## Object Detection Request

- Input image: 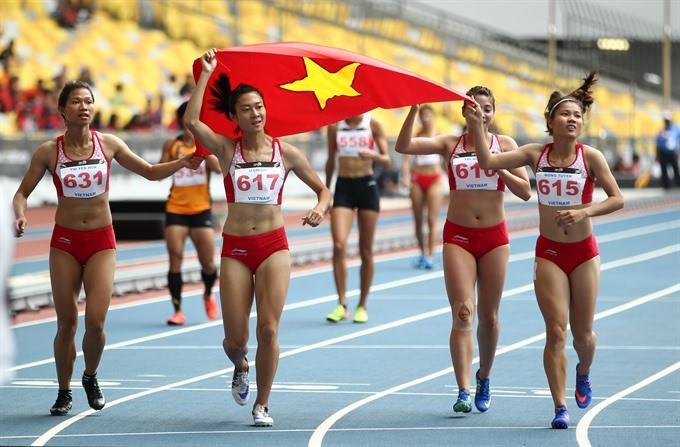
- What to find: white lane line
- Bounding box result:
[25,237,680,444]
[308,280,680,447]
[576,362,680,447]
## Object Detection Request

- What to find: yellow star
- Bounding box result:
[280,57,361,109]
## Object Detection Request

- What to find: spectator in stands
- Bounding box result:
[160,102,221,326]
[110,83,127,107]
[0,75,20,113]
[656,111,680,189]
[106,112,119,130]
[0,40,15,72]
[324,113,391,324]
[400,104,444,269]
[78,67,95,87]
[184,49,330,427]
[179,74,195,99]
[464,69,623,429]
[396,88,531,417]
[12,80,203,417]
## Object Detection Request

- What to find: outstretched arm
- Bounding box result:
[464,101,532,170]
[395,105,449,157]
[106,133,202,180]
[183,48,234,160]
[497,135,531,201]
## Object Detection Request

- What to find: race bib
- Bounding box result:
[233,161,282,204]
[451,152,498,190]
[173,164,207,187]
[57,159,108,198]
[536,167,587,206]
[337,133,373,157]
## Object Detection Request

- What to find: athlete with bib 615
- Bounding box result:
[464,69,624,429]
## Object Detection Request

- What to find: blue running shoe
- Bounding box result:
[453,389,472,413]
[474,370,491,412]
[413,255,425,269]
[421,256,434,269]
[231,359,250,406]
[575,363,592,409]
[551,405,570,429]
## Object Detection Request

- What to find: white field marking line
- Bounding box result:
[11,222,679,367]
[12,218,678,329]
[576,362,680,447]
[30,282,680,446]
[23,238,680,442]
[308,280,680,447]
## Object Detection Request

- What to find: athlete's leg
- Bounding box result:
[569,256,600,377]
[442,243,477,393]
[475,244,510,378]
[252,250,291,407]
[410,184,426,255]
[356,209,379,308]
[49,248,83,390]
[81,249,115,376]
[534,258,571,410]
[165,225,189,311]
[190,226,217,297]
[330,207,355,306]
[424,180,443,259]
[220,257,254,372]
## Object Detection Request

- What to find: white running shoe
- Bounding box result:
[231,365,249,406]
[252,403,274,427]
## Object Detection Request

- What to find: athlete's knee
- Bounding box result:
[359,246,373,262]
[56,319,77,339]
[256,320,279,346]
[572,329,596,348]
[332,239,347,254]
[223,335,247,355]
[545,323,567,346]
[452,299,474,332]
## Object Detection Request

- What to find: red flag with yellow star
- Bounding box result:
[191,41,470,143]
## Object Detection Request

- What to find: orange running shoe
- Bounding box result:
[204,294,219,320]
[167,311,186,326]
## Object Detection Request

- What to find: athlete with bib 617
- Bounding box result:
[464,69,624,429]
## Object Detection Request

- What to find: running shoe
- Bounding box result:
[252,403,274,427]
[551,405,570,429]
[413,255,425,269]
[204,294,219,320]
[49,389,72,416]
[453,389,472,413]
[326,304,349,323]
[167,311,186,326]
[575,363,592,409]
[353,306,368,323]
[231,361,250,406]
[421,256,434,269]
[82,373,105,410]
[474,369,491,412]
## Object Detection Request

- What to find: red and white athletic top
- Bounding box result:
[535,143,594,206]
[224,138,287,205]
[447,134,505,191]
[336,114,375,158]
[52,131,110,198]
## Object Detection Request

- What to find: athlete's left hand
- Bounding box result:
[302,208,325,227]
[181,153,205,170]
[554,209,587,229]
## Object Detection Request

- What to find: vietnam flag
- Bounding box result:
[192,41,470,147]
